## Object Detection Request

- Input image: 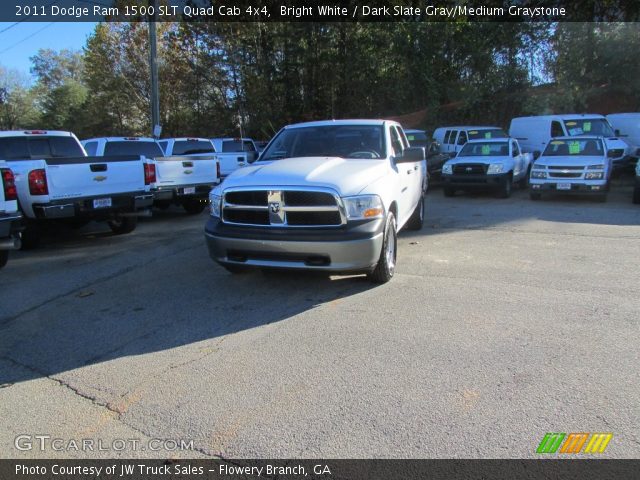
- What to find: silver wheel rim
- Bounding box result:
[385,223,396,273]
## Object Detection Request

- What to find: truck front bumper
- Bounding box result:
[442,172,509,189]
[0,212,23,250]
[204,217,384,273]
[529,179,608,194]
[32,193,153,219]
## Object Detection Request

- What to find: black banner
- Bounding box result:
[2,0,639,23]
[2,459,640,480]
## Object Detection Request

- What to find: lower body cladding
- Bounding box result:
[31,192,153,220]
[204,218,384,274]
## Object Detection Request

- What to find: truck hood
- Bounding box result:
[220,157,388,196]
[534,155,602,167]
[447,155,509,165]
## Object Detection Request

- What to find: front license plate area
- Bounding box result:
[556,183,571,190]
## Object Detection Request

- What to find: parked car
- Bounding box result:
[441,138,532,198]
[211,137,259,166]
[205,119,427,283]
[83,137,219,214]
[432,126,508,156]
[0,162,21,268]
[529,136,612,202]
[606,113,640,161]
[510,114,632,168]
[2,131,153,248]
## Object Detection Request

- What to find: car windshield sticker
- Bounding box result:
[481,145,491,155]
[407,135,415,141]
[569,141,581,154]
[566,121,577,126]
[583,122,592,132]
[485,132,492,139]
[550,140,564,145]
[469,130,478,134]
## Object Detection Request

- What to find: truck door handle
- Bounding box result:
[414,165,419,170]
[406,169,412,174]
[182,161,194,168]
[90,164,107,172]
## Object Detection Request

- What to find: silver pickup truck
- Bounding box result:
[205,119,427,283]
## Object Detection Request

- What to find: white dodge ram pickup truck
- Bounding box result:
[441,138,532,198]
[0,162,22,268]
[84,137,219,214]
[1,131,154,248]
[205,119,427,283]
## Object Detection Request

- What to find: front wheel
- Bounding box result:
[0,250,8,269]
[497,175,512,198]
[405,196,424,231]
[108,216,137,235]
[367,212,397,284]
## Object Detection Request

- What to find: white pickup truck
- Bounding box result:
[210,137,257,175]
[1,131,154,248]
[205,119,427,283]
[83,137,219,214]
[529,136,613,202]
[0,162,22,268]
[441,138,533,198]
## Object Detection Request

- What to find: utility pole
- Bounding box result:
[148,0,160,138]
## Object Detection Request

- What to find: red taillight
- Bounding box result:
[28,169,48,195]
[216,160,220,179]
[144,163,156,185]
[1,169,17,201]
[24,130,47,135]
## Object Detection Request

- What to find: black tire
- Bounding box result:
[406,196,424,231]
[0,250,8,269]
[443,186,455,197]
[529,192,541,201]
[183,198,206,215]
[497,174,512,198]
[633,187,640,205]
[108,216,137,235]
[367,212,397,284]
[224,264,251,274]
[20,225,41,250]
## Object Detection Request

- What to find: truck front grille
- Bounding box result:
[547,165,584,178]
[222,189,344,227]
[453,164,486,175]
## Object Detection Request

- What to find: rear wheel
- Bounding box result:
[368,212,397,284]
[0,250,8,269]
[406,196,424,231]
[108,216,137,235]
[183,198,206,215]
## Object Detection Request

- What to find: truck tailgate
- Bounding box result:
[155,155,218,187]
[45,156,145,200]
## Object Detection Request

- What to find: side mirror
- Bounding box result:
[396,146,425,163]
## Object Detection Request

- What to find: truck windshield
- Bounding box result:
[543,139,604,156]
[459,141,509,157]
[467,129,508,140]
[0,136,85,160]
[260,125,386,160]
[172,140,215,155]
[563,119,614,137]
[104,141,164,158]
[222,140,256,153]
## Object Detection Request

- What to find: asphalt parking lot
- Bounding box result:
[1,175,638,459]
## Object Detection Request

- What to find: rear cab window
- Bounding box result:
[172,140,215,155]
[104,141,164,158]
[222,140,256,153]
[0,136,85,160]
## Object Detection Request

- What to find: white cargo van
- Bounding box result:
[432,126,507,156]
[509,114,632,167]
[606,113,640,159]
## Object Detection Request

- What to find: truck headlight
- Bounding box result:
[442,164,453,175]
[210,192,222,218]
[531,170,547,179]
[487,164,504,174]
[585,172,604,180]
[343,195,384,220]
